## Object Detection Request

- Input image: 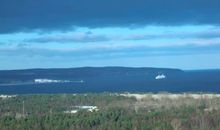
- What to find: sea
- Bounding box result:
[0,67,220,94]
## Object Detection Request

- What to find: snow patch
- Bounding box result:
[64,106,99,114]
[0,95,17,99]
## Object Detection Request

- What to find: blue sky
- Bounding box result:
[0,0,220,70]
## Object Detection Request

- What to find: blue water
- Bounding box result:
[0,67,220,94]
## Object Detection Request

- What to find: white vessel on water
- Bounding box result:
[34,79,62,83]
[155,74,166,80]
[34,79,84,83]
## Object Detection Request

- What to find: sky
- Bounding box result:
[0,0,220,70]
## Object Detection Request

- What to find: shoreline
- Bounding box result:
[119,93,220,100]
[2,92,220,99]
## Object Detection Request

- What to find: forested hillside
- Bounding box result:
[1,93,220,130]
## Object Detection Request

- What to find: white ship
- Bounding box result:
[155,74,166,80]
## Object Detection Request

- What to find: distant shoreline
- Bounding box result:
[2,92,220,96]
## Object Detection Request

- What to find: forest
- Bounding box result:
[0,93,220,130]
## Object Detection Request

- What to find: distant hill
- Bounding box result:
[0,66,183,77]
